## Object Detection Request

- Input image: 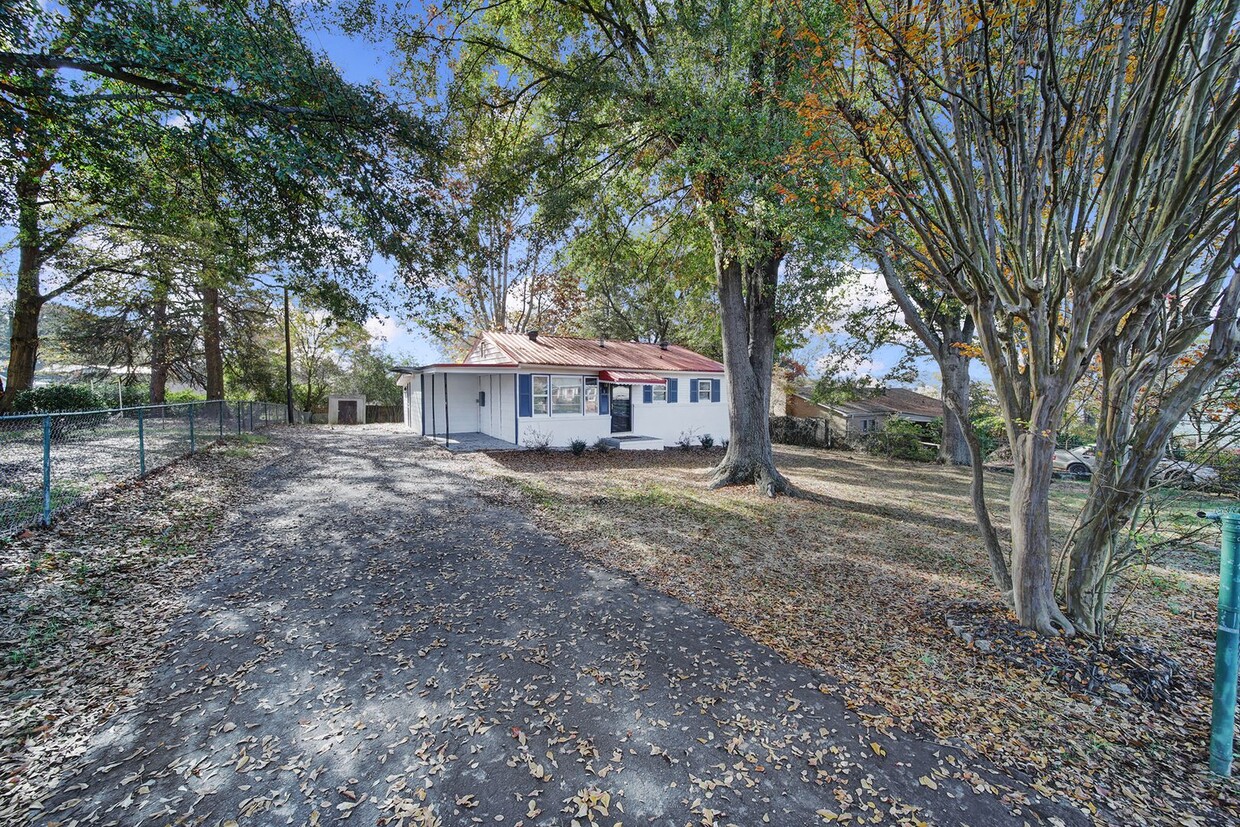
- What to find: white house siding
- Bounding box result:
[424,373,482,436]
[406,382,424,434]
[515,372,729,449]
[631,378,729,446]
[466,338,511,364]
[518,415,610,448]
[478,374,517,443]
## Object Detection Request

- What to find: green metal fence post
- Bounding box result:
[218,400,224,441]
[137,407,146,475]
[189,402,196,454]
[41,415,52,526]
[236,402,242,435]
[249,401,254,431]
[1210,511,1240,777]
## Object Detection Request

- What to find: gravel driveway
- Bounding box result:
[37,427,1082,826]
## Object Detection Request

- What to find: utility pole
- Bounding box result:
[284,285,294,424]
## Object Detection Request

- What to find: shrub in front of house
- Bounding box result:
[676,430,696,451]
[570,438,587,456]
[864,417,936,462]
[593,438,611,454]
[522,430,552,451]
[699,433,714,449]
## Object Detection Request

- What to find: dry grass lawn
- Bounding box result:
[463,444,1238,825]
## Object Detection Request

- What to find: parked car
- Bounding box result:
[1153,457,1219,486]
[1053,448,1093,476]
[1073,443,1219,486]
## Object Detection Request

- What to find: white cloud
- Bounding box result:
[365,316,399,342]
[831,265,888,316]
[814,353,887,380]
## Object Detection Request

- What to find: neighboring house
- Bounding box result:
[789,388,942,437]
[392,331,729,449]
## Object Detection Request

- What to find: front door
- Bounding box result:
[338,400,357,424]
[610,385,631,433]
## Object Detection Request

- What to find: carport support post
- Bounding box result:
[1211,512,1240,776]
[137,407,146,476]
[41,414,51,526]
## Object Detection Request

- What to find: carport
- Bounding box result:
[392,365,519,447]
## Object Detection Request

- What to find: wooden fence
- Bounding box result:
[365,404,402,424]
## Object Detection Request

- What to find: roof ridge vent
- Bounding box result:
[526,329,539,341]
[658,340,669,350]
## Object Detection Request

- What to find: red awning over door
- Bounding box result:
[598,370,666,384]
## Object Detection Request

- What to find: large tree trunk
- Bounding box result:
[1,167,47,412]
[938,344,971,465]
[149,284,170,405]
[708,250,796,497]
[4,277,43,412]
[202,285,224,400]
[1009,430,1075,636]
[1066,475,1145,637]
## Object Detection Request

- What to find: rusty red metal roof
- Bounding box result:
[468,332,724,372]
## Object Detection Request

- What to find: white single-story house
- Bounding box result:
[392,331,729,450]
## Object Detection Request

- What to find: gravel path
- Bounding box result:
[37,427,1083,826]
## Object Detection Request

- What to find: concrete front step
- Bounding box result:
[602,435,664,451]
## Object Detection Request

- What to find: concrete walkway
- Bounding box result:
[38,428,1082,826]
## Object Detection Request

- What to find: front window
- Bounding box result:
[652,384,667,402]
[532,375,549,415]
[584,378,599,414]
[551,376,583,415]
[697,379,712,402]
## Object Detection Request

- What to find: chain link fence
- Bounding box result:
[1,400,286,535]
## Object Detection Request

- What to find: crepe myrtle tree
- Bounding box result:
[1068,273,1240,636]
[413,0,846,495]
[796,0,1240,634]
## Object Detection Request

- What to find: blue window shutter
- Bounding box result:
[668,378,678,403]
[690,379,699,403]
[643,384,653,404]
[600,385,610,415]
[518,374,532,417]
[711,378,721,402]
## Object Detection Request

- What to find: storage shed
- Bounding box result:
[328,394,367,425]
